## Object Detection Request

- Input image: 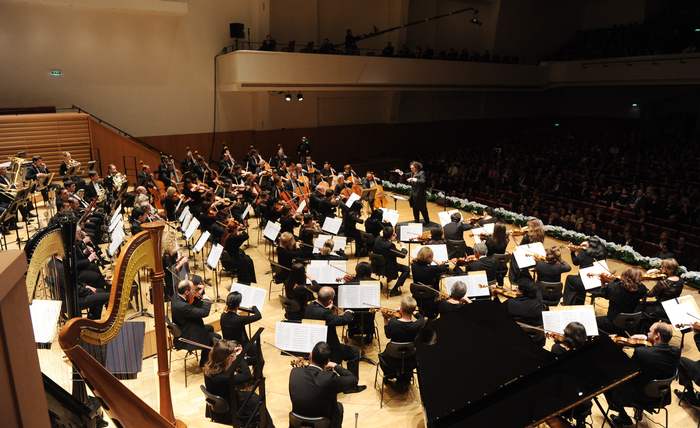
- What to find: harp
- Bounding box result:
[58,222,186,428]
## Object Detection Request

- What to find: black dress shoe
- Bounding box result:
[389,288,402,297]
[675,388,700,405]
[1,228,10,235]
[27,213,37,218]
[344,385,367,394]
[610,413,633,426]
[8,224,19,230]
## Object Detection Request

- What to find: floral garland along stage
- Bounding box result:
[381,181,700,288]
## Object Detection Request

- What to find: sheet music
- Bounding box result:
[579,262,610,290]
[179,205,190,224]
[312,235,347,254]
[228,283,267,310]
[181,211,192,234]
[346,192,361,207]
[321,217,342,235]
[512,242,546,269]
[411,244,449,264]
[378,208,399,226]
[242,203,251,218]
[275,322,328,354]
[109,216,123,233]
[543,306,599,336]
[337,281,381,308]
[307,262,347,284]
[400,223,423,242]
[662,295,700,331]
[107,237,122,257]
[175,197,183,213]
[185,217,200,241]
[263,221,281,242]
[389,194,409,201]
[445,274,490,298]
[29,300,62,344]
[111,206,122,225]
[206,243,223,269]
[194,231,210,253]
[296,200,306,213]
[438,210,460,227]
[111,225,125,245]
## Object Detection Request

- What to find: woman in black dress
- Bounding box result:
[203,340,274,426]
[534,246,572,305]
[550,321,587,355]
[438,280,472,316]
[378,295,425,391]
[485,222,509,256]
[508,219,546,284]
[562,237,607,305]
[411,247,449,319]
[275,232,304,282]
[596,267,648,335]
[220,291,261,361]
[642,258,684,321]
[283,263,320,320]
[221,220,256,285]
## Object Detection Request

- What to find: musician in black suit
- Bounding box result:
[137,164,155,190]
[494,277,544,330]
[398,161,429,225]
[83,171,105,206]
[304,287,365,393]
[289,341,358,428]
[51,256,110,320]
[467,242,497,282]
[130,207,147,236]
[374,226,409,297]
[534,246,571,304]
[605,322,680,426]
[677,323,700,406]
[171,279,220,366]
[59,152,86,190]
[562,237,607,305]
[218,153,234,178]
[25,155,54,201]
[0,164,33,227]
[443,212,473,259]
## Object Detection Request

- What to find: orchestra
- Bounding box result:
[15,143,698,428]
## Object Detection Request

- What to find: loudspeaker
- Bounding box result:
[230,23,245,39]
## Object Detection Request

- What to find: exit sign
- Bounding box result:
[51,70,61,75]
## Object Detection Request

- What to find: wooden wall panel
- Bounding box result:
[90,121,161,182]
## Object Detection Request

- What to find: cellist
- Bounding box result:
[362,171,377,212]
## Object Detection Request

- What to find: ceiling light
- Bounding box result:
[285,93,291,101]
[297,93,303,101]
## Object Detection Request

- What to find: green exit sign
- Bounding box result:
[51,70,61,75]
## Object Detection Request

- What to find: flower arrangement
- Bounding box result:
[381,181,700,288]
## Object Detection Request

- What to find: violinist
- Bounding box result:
[443,212,473,259]
[508,218,545,285]
[161,187,180,221]
[477,206,499,226]
[318,189,341,221]
[363,209,386,239]
[485,222,509,256]
[438,281,472,316]
[604,322,679,427]
[316,239,348,261]
[275,232,304,282]
[304,286,365,393]
[425,225,446,245]
[492,278,544,342]
[595,267,648,336]
[221,291,261,362]
[299,214,323,256]
[341,201,364,256]
[198,201,218,231]
[182,177,203,216]
[550,322,587,355]
[284,263,320,320]
[466,242,497,283]
[162,231,188,299]
[221,218,257,285]
[379,295,424,391]
[171,278,220,367]
[374,226,409,297]
[345,262,378,341]
[218,152,234,178]
[642,258,684,321]
[279,205,302,237]
[412,247,449,291]
[534,246,571,306]
[307,184,323,214]
[273,145,287,169]
[562,236,607,305]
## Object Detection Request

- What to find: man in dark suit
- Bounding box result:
[304,287,365,394]
[443,212,474,259]
[677,323,700,405]
[400,161,429,225]
[171,278,220,366]
[289,341,358,428]
[627,189,647,212]
[467,242,496,282]
[83,171,105,206]
[606,322,679,426]
[130,207,148,236]
[605,322,681,425]
[374,226,409,297]
[51,256,110,320]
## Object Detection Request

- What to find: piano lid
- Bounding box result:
[416,300,639,428]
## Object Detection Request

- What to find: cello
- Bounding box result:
[369,175,388,209]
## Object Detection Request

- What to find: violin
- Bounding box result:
[453,255,478,266]
[525,253,546,263]
[336,274,356,283]
[435,294,471,304]
[187,288,204,304]
[467,215,484,224]
[291,357,309,368]
[675,323,698,329]
[369,308,401,318]
[567,243,587,252]
[545,332,564,342]
[492,288,517,299]
[509,226,529,236]
[409,235,429,243]
[613,337,653,348]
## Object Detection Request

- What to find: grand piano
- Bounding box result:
[415,300,639,428]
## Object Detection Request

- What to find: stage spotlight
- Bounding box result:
[285,93,291,101]
[297,93,303,101]
[471,18,482,25]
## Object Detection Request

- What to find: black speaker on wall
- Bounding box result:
[230,23,245,39]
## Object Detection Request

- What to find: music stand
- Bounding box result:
[388,193,408,211]
[0,203,17,250]
[64,164,79,180]
[206,243,226,304]
[360,188,376,213]
[427,187,448,211]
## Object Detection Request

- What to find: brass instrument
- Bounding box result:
[112,172,128,190]
[68,158,81,168]
[96,187,107,203]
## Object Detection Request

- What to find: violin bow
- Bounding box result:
[263,341,308,361]
[516,322,561,336]
[178,337,213,350]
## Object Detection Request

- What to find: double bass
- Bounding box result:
[140,160,165,210]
